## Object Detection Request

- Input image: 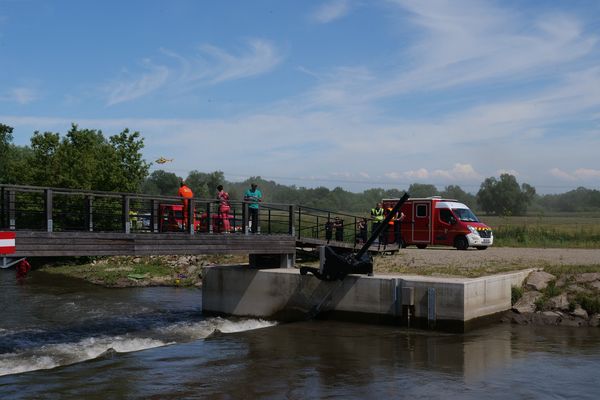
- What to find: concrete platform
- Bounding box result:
[202,265,533,332]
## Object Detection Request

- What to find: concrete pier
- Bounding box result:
[202,266,533,332]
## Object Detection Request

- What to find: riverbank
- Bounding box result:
[37,248,600,327]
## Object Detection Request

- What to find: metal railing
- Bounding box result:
[0,184,294,236]
[295,205,372,247]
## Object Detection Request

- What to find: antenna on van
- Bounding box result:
[300,192,410,281]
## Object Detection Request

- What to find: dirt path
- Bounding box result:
[373,247,600,276]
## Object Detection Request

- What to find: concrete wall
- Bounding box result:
[202,266,533,330]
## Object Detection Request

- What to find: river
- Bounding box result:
[1,268,600,399]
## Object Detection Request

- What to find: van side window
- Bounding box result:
[439,208,454,224]
[416,204,428,217]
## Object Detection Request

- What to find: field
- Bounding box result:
[481,213,600,248]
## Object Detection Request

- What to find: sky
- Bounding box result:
[1,0,600,194]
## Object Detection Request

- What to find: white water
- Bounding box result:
[0,317,276,377]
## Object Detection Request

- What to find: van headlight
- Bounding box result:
[467,226,479,236]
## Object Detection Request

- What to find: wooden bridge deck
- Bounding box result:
[11,231,296,258]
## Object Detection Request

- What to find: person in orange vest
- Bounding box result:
[178,180,194,229]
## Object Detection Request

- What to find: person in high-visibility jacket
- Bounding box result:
[370,202,385,244]
[178,180,194,229]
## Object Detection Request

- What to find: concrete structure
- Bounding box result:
[202,266,533,331]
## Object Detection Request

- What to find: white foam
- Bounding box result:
[0,317,276,377]
[0,335,168,377]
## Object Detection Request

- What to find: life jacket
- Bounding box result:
[371,207,384,222]
[178,185,193,199]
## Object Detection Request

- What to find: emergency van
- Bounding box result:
[381,197,493,250]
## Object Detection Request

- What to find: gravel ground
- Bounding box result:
[373,246,600,276]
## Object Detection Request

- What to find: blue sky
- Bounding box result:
[2,0,600,194]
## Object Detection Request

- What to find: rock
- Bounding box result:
[566,284,589,294]
[547,293,570,311]
[589,281,600,291]
[536,311,561,325]
[571,306,589,320]
[560,317,587,327]
[513,291,542,313]
[574,273,600,284]
[525,271,556,291]
[589,314,600,327]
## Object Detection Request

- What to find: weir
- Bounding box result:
[202,266,533,332]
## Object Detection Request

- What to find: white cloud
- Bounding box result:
[106,62,170,106]
[311,0,351,23]
[104,39,282,105]
[0,87,38,105]
[552,168,600,181]
[384,164,481,182]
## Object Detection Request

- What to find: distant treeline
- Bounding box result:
[2,123,599,216]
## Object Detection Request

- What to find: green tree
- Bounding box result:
[109,129,151,192]
[186,170,225,198]
[476,174,536,215]
[441,185,476,208]
[142,170,181,195]
[408,183,439,198]
[0,124,14,183]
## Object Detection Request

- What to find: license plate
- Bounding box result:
[482,239,490,244]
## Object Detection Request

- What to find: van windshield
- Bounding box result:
[452,208,479,222]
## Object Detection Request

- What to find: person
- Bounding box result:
[356,217,368,244]
[178,180,194,229]
[395,211,406,246]
[333,217,344,241]
[325,220,333,242]
[370,202,385,245]
[16,258,31,284]
[244,183,262,233]
[216,184,231,233]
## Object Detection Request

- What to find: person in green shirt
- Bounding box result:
[244,183,262,233]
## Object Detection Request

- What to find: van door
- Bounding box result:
[434,208,455,245]
[412,202,431,243]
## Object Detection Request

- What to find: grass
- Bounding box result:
[483,213,600,248]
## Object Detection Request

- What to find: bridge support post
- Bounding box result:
[45,189,53,232]
[249,253,295,269]
[122,195,130,234]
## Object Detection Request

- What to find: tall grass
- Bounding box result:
[483,214,600,248]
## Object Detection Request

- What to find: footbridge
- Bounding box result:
[1,184,390,267]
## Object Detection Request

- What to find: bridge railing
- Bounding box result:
[0,184,294,236]
[295,205,371,247]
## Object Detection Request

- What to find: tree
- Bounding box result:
[0,124,14,183]
[109,129,151,192]
[476,174,536,215]
[441,185,476,208]
[142,170,181,195]
[408,183,439,198]
[186,170,225,198]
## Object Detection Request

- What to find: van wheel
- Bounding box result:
[454,236,469,250]
[416,244,427,249]
[475,246,487,250]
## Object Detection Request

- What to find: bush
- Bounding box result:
[511,286,523,305]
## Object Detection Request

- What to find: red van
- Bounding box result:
[382,197,493,250]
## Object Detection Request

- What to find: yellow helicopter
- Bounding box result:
[155,157,174,164]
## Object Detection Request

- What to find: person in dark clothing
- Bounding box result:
[356,218,368,244]
[325,220,333,242]
[334,217,344,241]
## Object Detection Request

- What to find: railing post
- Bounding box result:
[85,195,94,232]
[122,195,130,234]
[242,202,247,235]
[188,199,195,235]
[44,189,53,232]
[206,202,212,234]
[150,199,157,233]
[9,189,16,230]
[268,208,272,234]
[297,206,301,238]
[289,205,294,236]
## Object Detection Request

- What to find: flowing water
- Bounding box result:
[1,268,600,399]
